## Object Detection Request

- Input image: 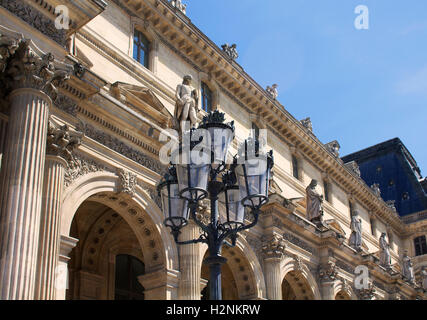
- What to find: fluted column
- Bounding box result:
[34,123,81,300]
[178,221,202,300]
[262,234,286,300]
[0,114,8,171]
[0,32,70,299]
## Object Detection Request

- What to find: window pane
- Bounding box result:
[201,82,212,112]
[133,30,150,68]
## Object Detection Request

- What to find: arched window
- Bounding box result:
[133,29,150,68]
[114,254,145,300]
[201,82,213,113]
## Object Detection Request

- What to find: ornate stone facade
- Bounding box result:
[0,0,425,301]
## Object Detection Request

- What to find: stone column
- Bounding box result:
[55,235,79,300]
[178,221,202,300]
[262,234,286,300]
[34,124,81,300]
[0,35,70,299]
[0,114,7,170]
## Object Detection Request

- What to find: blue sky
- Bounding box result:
[185,0,427,175]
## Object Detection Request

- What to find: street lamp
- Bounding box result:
[157,110,274,300]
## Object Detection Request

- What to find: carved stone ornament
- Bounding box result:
[221,43,238,60]
[356,283,376,300]
[344,161,361,178]
[261,234,286,260]
[47,122,82,161]
[293,256,304,272]
[300,117,313,132]
[318,261,338,282]
[64,154,110,187]
[324,140,340,158]
[0,0,67,47]
[117,168,137,197]
[0,25,72,100]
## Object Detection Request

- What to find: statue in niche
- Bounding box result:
[305,179,324,225]
[266,84,278,100]
[402,251,415,284]
[174,74,199,131]
[379,232,392,269]
[349,210,362,251]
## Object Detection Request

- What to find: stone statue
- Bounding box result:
[221,43,238,60]
[349,210,362,251]
[300,117,313,132]
[174,74,199,131]
[266,84,278,100]
[170,0,187,14]
[370,183,381,198]
[379,232,392,269]
[325,140,340,158]
[402,251,415,283]
[305,179,324,225]
[421,267,427,290]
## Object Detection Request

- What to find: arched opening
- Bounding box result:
[66,194,160,300]
[200,245,258,300]
[335,290,351,300]
[281,270,315,300]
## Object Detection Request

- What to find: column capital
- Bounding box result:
[261,234,286,260]
[0,27,72,101]
[47,122,82,163]
[318,260,338,283]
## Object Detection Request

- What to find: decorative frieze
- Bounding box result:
[53,94,79,116]
[77,123,166,175]
[283,231,316,255]
[116,168,137,197]
[0,0,67,47]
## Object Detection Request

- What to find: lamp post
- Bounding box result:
[157,110,273,300]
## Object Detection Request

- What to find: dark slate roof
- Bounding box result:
[341,138,427,217]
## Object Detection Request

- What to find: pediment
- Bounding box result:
[110,82,172,126]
